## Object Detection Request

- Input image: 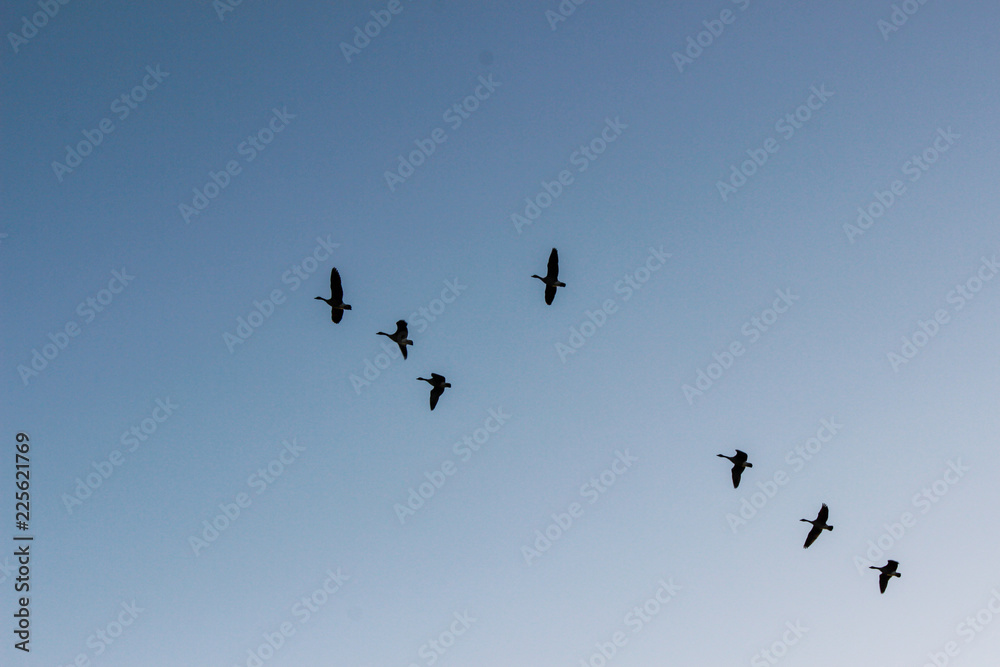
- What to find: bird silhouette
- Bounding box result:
[417,373,451,410]
[870,560,901,594]
[717,450,753,488]
[377,320,413,359]
[315,268,351,323]
[800,503,833,548]
[532,248,566,305]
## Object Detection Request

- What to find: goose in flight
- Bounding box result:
[870,560,901,594]
[717,450,753,488]
[378,320,413,359]
[417,373,451,410]
[532,248,566,305]
[800,503,833,548]
[315,268,352,323]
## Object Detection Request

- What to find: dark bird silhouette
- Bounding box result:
[377,320,413,359]
[717,450,753,488]
[800,503,833,548]
[314,268,351,323]
[417,373,451,410]
[870,560,901,594]
[532,248,566,305]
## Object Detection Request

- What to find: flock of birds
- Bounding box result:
[717,449,901,594]
[315,251,899,594]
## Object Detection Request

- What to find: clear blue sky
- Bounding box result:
[3,1,1000,665]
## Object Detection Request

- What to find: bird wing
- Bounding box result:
[332,308,343,324]
[804,525,821,548]
[886,560,898,573]
[399,341,407,360]
[547,248,559,280]
[431,373,445,382]
[879,573,889,593]
[430,385,443,410]
[330,268,344,301]
[545,284,556,305]
[817,504,829,523]
[734,450,748,463]
[731,466,743,488]
[396,320,408,337]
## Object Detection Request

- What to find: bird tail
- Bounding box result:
[404,339,413,346]
[745,463,753,467]
[827,525,833,531]
[343,304,352,310]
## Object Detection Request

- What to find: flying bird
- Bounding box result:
[870,560,901,594]
[417,373,451,411]
[531,248,566,305]
[800,503,833,548]
[717,449,753,488]
[315,268,352,323]
[377,320,413,359]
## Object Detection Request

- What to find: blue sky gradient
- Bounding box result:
[3,1,1000,665]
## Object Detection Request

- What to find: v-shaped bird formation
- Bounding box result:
[315,257,899,595]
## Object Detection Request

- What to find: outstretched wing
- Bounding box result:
[396,320,408,337]
[330,268,344,301]
[430,386,443,410]
[545,284,556,305]
[733,449,749,464]
[547,248,559,280]
[431,373,445,382]
[803,525,821,548]
[817,503,829,523]
[879,573,889,594]
[731,466,743,489]
[332,308,343,324]
[399,340,407,360]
